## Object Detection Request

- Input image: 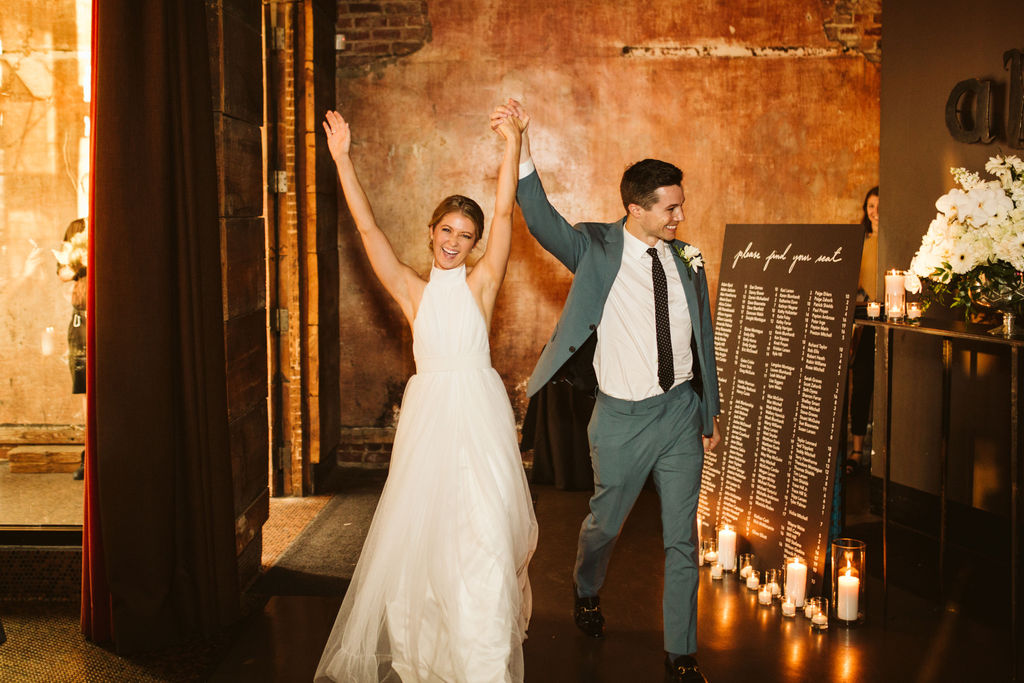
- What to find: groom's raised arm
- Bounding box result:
[498,100,588,273]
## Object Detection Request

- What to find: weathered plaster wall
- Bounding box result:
[0,1,90,428]
[335,0,881,427]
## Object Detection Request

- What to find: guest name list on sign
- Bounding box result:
[699,224,864,584]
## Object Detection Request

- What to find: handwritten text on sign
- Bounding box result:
[700,224,864,585]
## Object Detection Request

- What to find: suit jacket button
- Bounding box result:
[589,324,596,331]
[569,346,576,352]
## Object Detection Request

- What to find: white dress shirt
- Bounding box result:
[594,228,693,401]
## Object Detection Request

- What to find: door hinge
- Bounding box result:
[271,170,288,194]
[272,308,289,335]
[273,27,286,51]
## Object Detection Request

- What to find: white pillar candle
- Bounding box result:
[785,559,807,608]
[746,574,759,590]
[710,563,723,579]
[717,528,737,571]
[837,573,860,621]
[885,270,905,318]
[769,581,780,597]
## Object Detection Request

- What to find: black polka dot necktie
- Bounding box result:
[647,247,674,392]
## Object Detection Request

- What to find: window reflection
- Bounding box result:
[0,0,92,528]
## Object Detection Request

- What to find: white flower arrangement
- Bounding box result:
[906,154,1024,317]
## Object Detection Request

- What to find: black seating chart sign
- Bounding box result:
[698,224,864,586]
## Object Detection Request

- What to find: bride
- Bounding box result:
[314,106,538,683]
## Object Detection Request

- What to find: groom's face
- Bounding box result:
[629,184,685,246]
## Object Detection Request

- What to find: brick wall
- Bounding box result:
[824,0,882,63]
[337,427,396,467]
[336,1,430,72]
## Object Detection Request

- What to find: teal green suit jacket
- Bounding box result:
[518,169,721,437]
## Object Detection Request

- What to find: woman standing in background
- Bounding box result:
[847,187,878,474]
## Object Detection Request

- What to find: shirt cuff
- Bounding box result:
[518,157,536,179]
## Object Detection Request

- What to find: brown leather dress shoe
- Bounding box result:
[573,587,605,638]
[665,653,707,682]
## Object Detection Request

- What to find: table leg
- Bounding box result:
[882,327,894,623]
[940,339,952,602]
[1011,347,1019,680]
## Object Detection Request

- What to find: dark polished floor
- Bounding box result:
[211,478,1016,682]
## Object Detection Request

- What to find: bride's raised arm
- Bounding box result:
[473,105,526,315]
[323,110,423,323]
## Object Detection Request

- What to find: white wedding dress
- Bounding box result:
[315,264,538,683]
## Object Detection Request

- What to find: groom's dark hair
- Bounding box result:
[620,159,683,211]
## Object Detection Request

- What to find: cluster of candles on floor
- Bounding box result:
[700,524,865,629]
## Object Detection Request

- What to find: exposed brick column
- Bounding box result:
[823,0,882,64]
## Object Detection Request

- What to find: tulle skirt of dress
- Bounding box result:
[314,364,537,682]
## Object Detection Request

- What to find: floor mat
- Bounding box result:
[253,471,384,596]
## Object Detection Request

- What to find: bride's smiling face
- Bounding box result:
[430,212,479,269]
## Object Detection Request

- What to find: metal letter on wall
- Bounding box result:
[945,78,994,144]
[1005,49,1024,149]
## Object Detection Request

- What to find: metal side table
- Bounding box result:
[856,315,1022,679]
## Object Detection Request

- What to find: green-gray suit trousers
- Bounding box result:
[574,380,704,655]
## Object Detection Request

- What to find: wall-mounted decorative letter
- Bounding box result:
[945,78,994,144]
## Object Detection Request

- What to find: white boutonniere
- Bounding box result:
[672,244,704,279]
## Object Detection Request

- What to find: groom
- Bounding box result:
[500,101,721,683]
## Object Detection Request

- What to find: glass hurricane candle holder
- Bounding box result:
[906,300,923,321]
[710,562,723,580]
[811,598,830,631]
[716,523,737,571]
[700,538,717,567]
[738,553,756,579]
[866,301,881,318]
[781,594,797,617]
[885,269,906,320]
[764,569,781,600]
[831,538,866,625]
[745,569,760,591]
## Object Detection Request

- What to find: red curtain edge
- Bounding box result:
[81,0,113,643]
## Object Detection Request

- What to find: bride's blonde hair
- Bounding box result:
[428,195,484,243]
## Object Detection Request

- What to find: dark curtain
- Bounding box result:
[86,0,239,652]
[81,0,111,643]
[521,380,595,491]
